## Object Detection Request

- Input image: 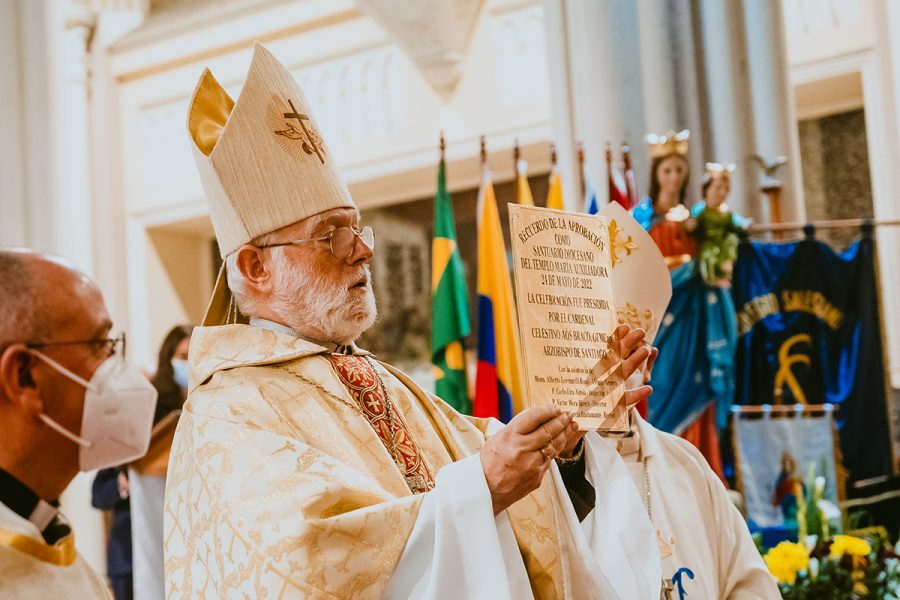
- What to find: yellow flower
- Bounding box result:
[853,581,869,596]
[829,535,872,559]
[764,542,810,585]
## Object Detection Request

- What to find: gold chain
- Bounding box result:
[643,454,652,522]
[276,364,362,414]
[276,357,401,459]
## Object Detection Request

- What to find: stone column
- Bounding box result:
[542,0,581,209]
[697,0,759,220]
[676,1,714,204]
[0,0,98,270]
[637,0,709,202]
[0,1,28,246]
[544,0,646,207]
[89,6,146,345]
[742,0,805,222]
[636,0,677,134]
[869,0,900,391]
[55,2,97,274]
[0,0,61,250]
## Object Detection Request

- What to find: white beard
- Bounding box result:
[269,250,377,346]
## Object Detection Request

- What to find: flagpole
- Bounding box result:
[605,142,613,204]
[730,403,837,416]
[622,143,638,208]
[748,218,900,234]
[513,138,520,174]
[577,142,585,202]
[550,143,558,207]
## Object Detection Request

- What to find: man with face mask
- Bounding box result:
[0,249,158,598]
[163,44,666,599]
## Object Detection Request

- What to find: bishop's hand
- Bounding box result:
[481,406,578,516]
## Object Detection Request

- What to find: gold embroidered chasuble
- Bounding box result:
[0,504,111,599]
[325,353,435,494]
[164,325,568,599]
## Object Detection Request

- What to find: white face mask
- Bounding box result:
[171,358,189,390]
[30,351,158,472]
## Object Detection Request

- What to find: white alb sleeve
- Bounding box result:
[384,454,533,600]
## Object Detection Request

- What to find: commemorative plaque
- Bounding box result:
[508,204,627,432]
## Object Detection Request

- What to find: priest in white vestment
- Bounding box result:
[0,501,109,599]
[163,43,666,599]
[0,250,159,598]
[598,202,779,599]
[604,408,779,599]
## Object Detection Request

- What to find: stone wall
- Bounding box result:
[798,109,873,248]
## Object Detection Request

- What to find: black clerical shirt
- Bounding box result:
[0,469,71,544]
[557,443,596,522]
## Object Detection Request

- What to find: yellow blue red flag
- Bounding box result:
[473,167,523,421]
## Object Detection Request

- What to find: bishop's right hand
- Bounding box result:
[480,406,579,516]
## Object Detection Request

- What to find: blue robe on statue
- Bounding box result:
[648,263,737,434]
[631,198,738,435]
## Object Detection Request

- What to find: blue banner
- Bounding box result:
[731,232,892,482]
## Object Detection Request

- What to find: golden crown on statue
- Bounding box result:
[704,162,736,180]
[645,129,690,158]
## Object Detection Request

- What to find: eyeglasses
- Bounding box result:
[28,332,127,360]
[259,225,375,260]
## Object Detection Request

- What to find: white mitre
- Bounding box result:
[187,42,356,325]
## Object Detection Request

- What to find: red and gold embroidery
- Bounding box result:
[327,354,435,494]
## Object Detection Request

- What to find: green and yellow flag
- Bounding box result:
[432,159,471,413]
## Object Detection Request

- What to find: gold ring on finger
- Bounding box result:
[540,443,554,463]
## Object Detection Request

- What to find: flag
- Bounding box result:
[546,167,565,210]
[583,172,600,215]
[607,151,630,208]
[473,167,523,421]
[431,159,471,413]
[516,159,535,206]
